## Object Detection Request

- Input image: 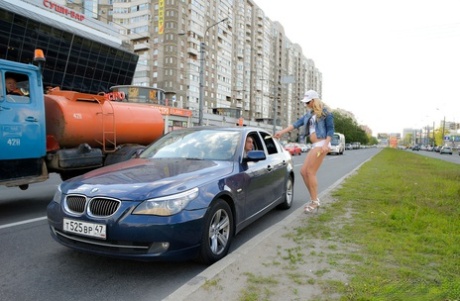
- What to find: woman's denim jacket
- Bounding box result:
[292,109,334,139]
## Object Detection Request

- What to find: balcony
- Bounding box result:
[187,47,198,56]
[134,42,150,51]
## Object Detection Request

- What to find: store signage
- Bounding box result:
[158,0,164,34]
[150,104,193,117]
[43,0,85,22]
[104,92,126,101]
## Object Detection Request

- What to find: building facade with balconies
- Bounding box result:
[62,0,323,133]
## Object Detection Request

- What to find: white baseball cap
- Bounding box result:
[301,90,319,102]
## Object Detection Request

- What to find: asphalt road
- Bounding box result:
[0,148,384,301]
[407,147,460,164]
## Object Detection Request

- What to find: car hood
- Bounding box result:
[61,158,234,200]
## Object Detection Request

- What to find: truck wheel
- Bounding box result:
[60,171,83,181]
[104,144,145,165]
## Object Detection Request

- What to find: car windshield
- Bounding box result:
[140,129,241,160]
[331,135,339,145]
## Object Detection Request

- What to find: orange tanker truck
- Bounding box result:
[0,50,164,190]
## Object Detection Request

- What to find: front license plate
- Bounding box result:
[63,218,106,239]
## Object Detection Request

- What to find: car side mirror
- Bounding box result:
[244,150,266,162]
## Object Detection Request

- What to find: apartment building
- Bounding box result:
[65,0,323,131]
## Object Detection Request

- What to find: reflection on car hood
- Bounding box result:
[61,158,234,200]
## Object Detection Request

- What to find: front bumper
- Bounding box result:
[47,201,208,261]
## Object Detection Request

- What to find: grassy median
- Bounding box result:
[298,147,460,300]
[199,148,460,301]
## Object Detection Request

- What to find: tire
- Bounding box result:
[104,144,145,166]
[277,175,294,210]
[60,170,85,181]
[198,199,234,265]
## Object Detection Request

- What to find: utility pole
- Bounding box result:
[273,75,295,135]
[441,116,446,145]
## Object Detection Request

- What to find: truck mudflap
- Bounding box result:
[48,143,103,170]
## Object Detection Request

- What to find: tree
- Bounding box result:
[333,110,370,145]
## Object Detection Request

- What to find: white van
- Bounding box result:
[329,132,345,155]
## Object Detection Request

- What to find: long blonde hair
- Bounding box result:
[311,98,330,118]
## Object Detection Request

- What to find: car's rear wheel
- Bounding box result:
[277,175,294,210]
[198,199,234,264]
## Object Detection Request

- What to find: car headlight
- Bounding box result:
[133,187,199,216]
[52,185,63,204]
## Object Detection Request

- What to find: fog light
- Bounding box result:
[148,242,170,254]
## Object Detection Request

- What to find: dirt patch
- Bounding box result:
[185,194,355,301]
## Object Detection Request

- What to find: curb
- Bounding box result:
[163,157,369,301]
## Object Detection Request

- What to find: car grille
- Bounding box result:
[65,195,121,217]
[89,198,121,217]
[66,195,86,213]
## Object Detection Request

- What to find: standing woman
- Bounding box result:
[274,90,334,213]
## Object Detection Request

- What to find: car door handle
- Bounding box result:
[25,116,38,122]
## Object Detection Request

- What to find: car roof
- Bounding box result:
[179,126,271,135]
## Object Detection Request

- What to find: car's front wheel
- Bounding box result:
[198,199,234,264]
[277,175,294,210]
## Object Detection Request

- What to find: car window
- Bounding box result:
[259,132,278,155]
[245,132,262,151]
[4,72,31,104]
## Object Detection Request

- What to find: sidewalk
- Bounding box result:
[163,193,351,301]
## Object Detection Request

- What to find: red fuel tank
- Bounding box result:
[44,90,164,150]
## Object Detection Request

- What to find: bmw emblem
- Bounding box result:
[91,188,99,193]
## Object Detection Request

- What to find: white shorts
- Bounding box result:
[312,140,331,148]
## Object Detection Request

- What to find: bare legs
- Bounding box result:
[300,147,327,210]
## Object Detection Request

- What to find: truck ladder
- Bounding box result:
[95,98,117,153]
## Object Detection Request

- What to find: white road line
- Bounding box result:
[0,216,47,230]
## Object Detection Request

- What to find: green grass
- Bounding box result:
[230,148,460,300]
[238,272,277,301]
[310,148,460,300]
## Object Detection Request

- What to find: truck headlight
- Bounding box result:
[133,187,199,216]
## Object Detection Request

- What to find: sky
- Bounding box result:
[256,0,460,135]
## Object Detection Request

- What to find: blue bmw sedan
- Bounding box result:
[47,127,294,264]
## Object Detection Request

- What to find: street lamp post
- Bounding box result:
[441,115,446,145]
[272,83,277,134]
[273,75,295,134]
[199,17,228,126]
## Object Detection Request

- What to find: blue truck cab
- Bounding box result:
[0,56,48,189]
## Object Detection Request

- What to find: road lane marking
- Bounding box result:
[0,216,47,230]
